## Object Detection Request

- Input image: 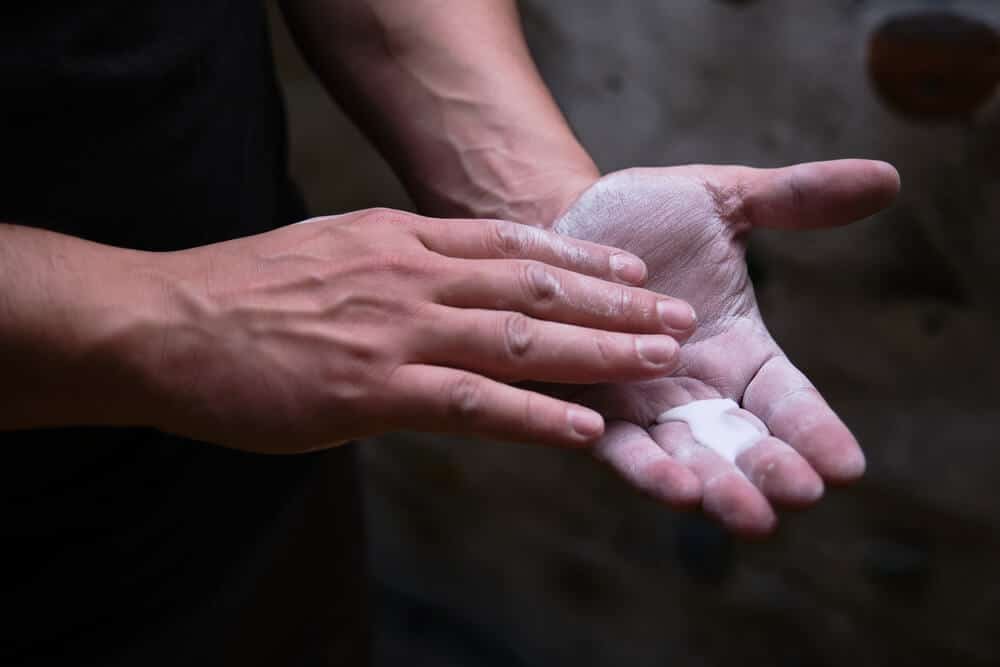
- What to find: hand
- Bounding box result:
[129,208,698,453]
[550,160,901,536]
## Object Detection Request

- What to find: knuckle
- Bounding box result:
[320,359,374,404]
[520,391,541,434]
[295,214,333,227]
[592,332,619,366]
[359,207,415,228]
[784,174,806,214]
[640,292,662,324]
[519,261,559,303]
[502,313,535,359]
[444,375,484,420]
[562,242,598,273]
[368,251,436,279]
[704,179,752,228]
[489,222,528,257]
[370,252,411,273]
[611,286,633,318]
[335,292,412,326]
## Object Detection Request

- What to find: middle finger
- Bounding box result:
[434,258,697,337]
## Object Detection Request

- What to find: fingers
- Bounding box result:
[655,401,823,506]
[655,398,823,506]
[415,305,682,383]
[737,159,901,230]
[651,421,777,538]
[637,396,825,537]
[415,218,648,285]
[593,420,702,508]
[385,363,605,448]
[434,258,697,336]
[742,355,866,483]
[734,436,825,507]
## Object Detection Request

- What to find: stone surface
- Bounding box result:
[269,1,1000,664]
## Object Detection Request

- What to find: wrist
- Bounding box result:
[0,229,196,430]
[99,247,225,434]
[410,153,599,229]
[67,247,208,431]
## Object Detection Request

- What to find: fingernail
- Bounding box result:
[636,336,679,366]
[568,407,604,440]
[610,253,647,284]
[658,300,697,331]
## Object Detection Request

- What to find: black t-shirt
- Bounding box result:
[1,3,367,664]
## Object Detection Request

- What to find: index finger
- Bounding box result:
[414,218,648,285]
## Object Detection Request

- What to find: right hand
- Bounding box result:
[129,208,697,453]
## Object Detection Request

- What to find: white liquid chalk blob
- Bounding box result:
[656,398,765,464]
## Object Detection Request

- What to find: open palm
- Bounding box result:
[551,160,900,536]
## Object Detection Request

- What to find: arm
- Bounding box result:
[280,1,902,534]
[278,0,596,226]
[0,223,170,430]
[0,215,694,450]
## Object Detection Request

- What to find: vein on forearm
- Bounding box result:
[279,0,597,225]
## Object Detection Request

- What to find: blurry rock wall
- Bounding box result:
[270,1,1000,664]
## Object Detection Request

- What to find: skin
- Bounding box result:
[3,1,607,454]
[547,160,902,537]
[3,0,900,534]
[0,211,697,451]
[279,0,601,224]
[5,1,696,457]
[282,0,903,532]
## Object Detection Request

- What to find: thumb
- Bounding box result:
[737,159,901,230]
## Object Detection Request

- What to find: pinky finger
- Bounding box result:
[386,364,606,448]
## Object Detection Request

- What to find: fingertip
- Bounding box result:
[657,299,697,333]
[800,422,867,484]
[635,336,680,370]
[777,470,825,508]
[736,513,780,542]
[718,500,778,541]
[703,474,777,540]
[799,473,825,504]
[567,406,606,444]
[830,159,900,220]
[610,252,648,285]
[874,160,902,191]
[866,159,902,207]
[823,447,867,485]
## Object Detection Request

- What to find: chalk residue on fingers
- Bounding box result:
[656,398,765,464]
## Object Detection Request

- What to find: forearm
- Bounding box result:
[0,224,174,430]
[280,0,598,226]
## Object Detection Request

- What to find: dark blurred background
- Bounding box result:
[269,1,1000,664]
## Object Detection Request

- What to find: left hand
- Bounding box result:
[547,160,901,537]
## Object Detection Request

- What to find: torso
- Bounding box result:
[0,3,368,663]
